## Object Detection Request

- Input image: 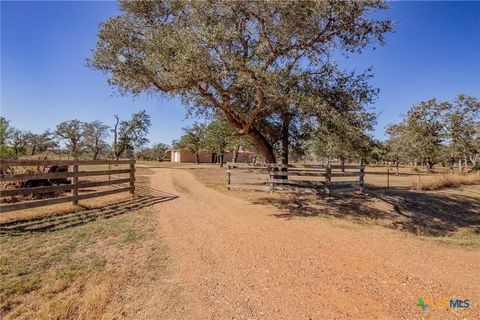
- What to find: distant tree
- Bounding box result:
[443,94,479,172]
[385,123,413,174]
[90,0,392,163]
[56,119,85,157]
[310,109,376,169]
[137,143,169,161]
[10,129,27,157]
[205,117,236,167]
[112,110,151,160]
[0,118,16,159]
[0,117,13,145]
[25,130,57,156]
[84,120,110,160]
[368,139,388,165]
[403,99,445,170]
[175,123,206,164]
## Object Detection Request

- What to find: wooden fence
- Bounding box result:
[0,159,135,213]
[226,162,364,194]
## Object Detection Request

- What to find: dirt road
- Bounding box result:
[149,168,479,319]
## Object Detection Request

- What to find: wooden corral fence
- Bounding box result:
[0,159,135,213]
[226,162,364,194]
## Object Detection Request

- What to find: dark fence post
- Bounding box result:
[72,159,79,205]
[129,160,135,195]
[226,163,231,190]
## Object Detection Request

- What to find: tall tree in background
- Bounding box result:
[90,0,391,163]
[205,117,236,167]
[0,117,13,146]
[175,123,206,164]
[403,99,444,170]
[84,120,110,160]
[25,130,57,156]
[385,123,413,174]
[0,117,15,158]
[443,94,479,171]
[112,110,151,159]
[10,129,27,157]
[137,143,169,161]
[56,119,85,157]
[309,108,376,168]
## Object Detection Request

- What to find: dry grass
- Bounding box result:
[0,207,166,319]
[412,173,480,190]
[188,164,480,246]
[0,164,181,319]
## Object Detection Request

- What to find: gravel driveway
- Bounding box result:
[149,168,479,319]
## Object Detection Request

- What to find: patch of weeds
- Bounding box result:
[14,267,28,277]
[47,267,79,294]
[122,228,137,243]
[1,274,41,300]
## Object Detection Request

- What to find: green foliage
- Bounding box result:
[55,119,85,156]
[137,143,169,161]
[90,0,392,162]
[386,94,479,170]
[24,130,58,156]
[112,110,151,159]
[83,121,110,160]
[0,145,16,159]
[309,108,376,162]
[0,117,13,145]
[175,123,206,163]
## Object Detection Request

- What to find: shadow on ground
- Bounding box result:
[253,188,480,237]
[0,186,178,235]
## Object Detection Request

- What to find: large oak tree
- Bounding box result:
[90,0,391,163]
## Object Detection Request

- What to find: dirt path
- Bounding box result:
[149,168,479,319]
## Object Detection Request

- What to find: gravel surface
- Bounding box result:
[150,168,479,320]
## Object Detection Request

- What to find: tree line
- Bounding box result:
[0,110,153,160]
[384,94,479,173]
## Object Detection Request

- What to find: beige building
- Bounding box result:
[170,150,253,163]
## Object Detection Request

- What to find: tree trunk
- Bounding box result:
[195,153,200,164]
[219,153,224,167]
[281,113,290,166]
[93,150,99,160]
[247,128,276,163]
[232,146,239,163]
[395,162,399,176]
[458,159,463,173]
[426,161,433,171]
[340,158,345,173]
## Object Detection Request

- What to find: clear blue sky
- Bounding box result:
[2,1,479,146]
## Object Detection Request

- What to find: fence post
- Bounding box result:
[129,160,135,195]
[226,163,231,190]
[386,163,390,190]
[72,159,79,205]
[359,161,365,193]
[325,164,332,195]
[269,164,276,193]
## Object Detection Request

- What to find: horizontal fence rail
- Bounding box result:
[0,159,135,213]
[226,162,365,194]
